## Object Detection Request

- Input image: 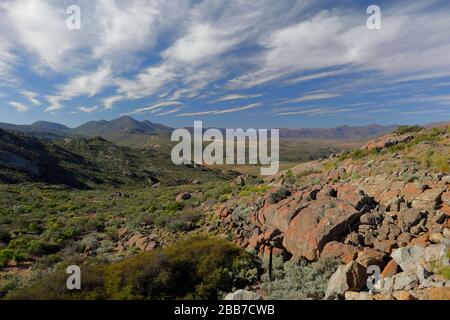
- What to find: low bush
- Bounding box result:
[260,257,339,300]
[6,237,259,300]
[270,187,291,204]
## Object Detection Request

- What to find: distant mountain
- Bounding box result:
[278,124,398,140]
[0,117,404,144]
[72,116,173,136]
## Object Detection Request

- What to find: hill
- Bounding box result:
[0,128,230,188]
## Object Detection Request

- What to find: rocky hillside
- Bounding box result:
[212,124,450,300]
[0,128,230,188]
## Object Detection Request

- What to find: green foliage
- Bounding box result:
[6,238,259,300]
[394,125,423,135]
[269,187,291,204]
[261,257,339,300]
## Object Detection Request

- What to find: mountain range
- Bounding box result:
[0,116,399,141]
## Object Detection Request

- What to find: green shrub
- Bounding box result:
[394,125,423,135]
[270,187,291,204]
[261,257,339,300]
[6,237,259,300]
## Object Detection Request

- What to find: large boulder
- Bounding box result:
[324,261,367,300]
[284,199,362,261]
[259,192,306,233]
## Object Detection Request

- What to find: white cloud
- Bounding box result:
[58,65,113,98]
[156,107,183,116]
[78,106,98,113]
[21,91,41,106]
[126,101,182,115]
[9,101,28,113]
[103,95,125,110]
[281,93,341,104]
[211,93,263,103]
[177,103,261,116]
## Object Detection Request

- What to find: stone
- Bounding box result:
[415,264,433,283]
[390,246,425,272]
[260,193,305,233]
[393,272,420,291]
[324,261,367,300]
[375,277,394,295]
[429,232,444,244]
[412,188,444,211]
[373,239,398,254]
[316,185,337,199]
[424,244,448,262]
[443,228,450,239]
[356,247,387,268]
[336,185,375,210]
[426,287,450,300]
[320,241,359,264]
[345,232,364,247]
[401,183,423,204]
[441,191,450,206]
[360,212,383,225]
[224,290,261,300]
[344,291,371,300]
[393,291,417,300]
[284,199,363,261]
[176,192,191,201]
[381,260,398,279]
[398,209,422,231]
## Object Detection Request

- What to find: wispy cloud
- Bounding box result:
[78,106,98,113]
[280,93,341,105]
[177,103,261,116]
[9,101,28,113]
[210,93,263,103]
[126,101,183,116]
[21,91,41,106]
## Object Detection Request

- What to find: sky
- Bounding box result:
[0,0,450,129]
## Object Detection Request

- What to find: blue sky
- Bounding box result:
[0,0,450,129]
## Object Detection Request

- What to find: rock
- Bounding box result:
[216,206,232,218]
[373,239,398,254]
[356,247,387,268]
[396,233,412,246]
[415,264,433,283]
[284,199,363,261]
[441,191,450,206]
[224,290,261,300]
[393,272,420,291]
[391,246,425,272]
[260,193,305,232]
[336,185,375,210]
[381,260,398,279]
[429,232,444,244]
[401,183,423,204]
[398,209,422,231]
[360,212,383,225]
[344,291,371,300]
[320,241,359,264]
[412,188,444,211]
[424,244,448,262]
[176,192,191,201]
[443,228,450,239]
[426,287,450,300]
[345,232,364,247]
[365,134,413,151]
[393,291,417,300]
[125,234,159,252]
[374,276,394,295]
[316,186,337,199]
[324,261,367,300]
